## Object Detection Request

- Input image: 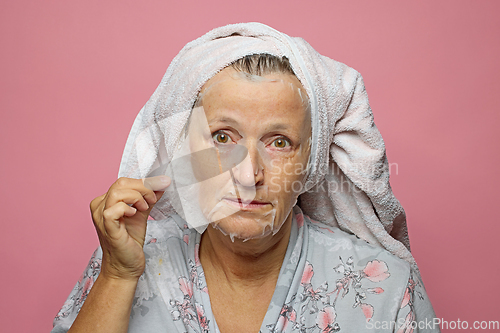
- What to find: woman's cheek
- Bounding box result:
[269,171,282,194]
[267,161,287,195]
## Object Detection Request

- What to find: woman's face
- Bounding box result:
[189,67,311,241]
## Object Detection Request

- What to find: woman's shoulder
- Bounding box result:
[300,212,411,284]
[293,213,433,328]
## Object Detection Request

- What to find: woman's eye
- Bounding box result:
[212,132,231,144]
[271,138,290,148]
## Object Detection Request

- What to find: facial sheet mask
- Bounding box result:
[146,74,311,241]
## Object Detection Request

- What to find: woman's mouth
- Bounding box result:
[222,197,270,210]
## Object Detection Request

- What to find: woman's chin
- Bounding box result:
[211,217,275,242]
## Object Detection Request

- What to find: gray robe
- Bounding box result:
[52,206,439,333]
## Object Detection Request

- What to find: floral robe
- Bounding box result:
[52,207,439,332]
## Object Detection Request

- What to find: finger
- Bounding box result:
[91,194,108,230]
[90,194,106,212]
[112,177,161,206]
[102,202,137,238]
[105,188,151,211]
[154,190,165,202]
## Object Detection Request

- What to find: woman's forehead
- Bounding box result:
[199,68,309,111]
[201,67,304,94]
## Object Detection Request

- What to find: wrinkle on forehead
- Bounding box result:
[195,68,311,113]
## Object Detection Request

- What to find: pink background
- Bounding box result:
[1,1,499,332]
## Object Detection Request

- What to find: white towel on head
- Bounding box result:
[118,22,416,269]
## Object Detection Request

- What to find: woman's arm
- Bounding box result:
[63,176,170,333]
[67,275,138,333]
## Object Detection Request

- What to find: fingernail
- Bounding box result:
[159,176,171,188]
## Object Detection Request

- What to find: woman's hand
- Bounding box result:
[90,176,170,281]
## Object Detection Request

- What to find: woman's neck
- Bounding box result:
[199,214,292,288]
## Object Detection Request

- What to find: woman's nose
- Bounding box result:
[232,147,264,187]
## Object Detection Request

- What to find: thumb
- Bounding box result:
[142,176,171,192]
[142,176,170,212]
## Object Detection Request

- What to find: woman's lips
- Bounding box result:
[222,197,270,210]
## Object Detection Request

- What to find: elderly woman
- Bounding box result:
[52,23,438,333]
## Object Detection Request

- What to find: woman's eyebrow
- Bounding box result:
[209,117,293,132]
[266,123,290,131]
[208,117,239,126]
[210,118,291,131]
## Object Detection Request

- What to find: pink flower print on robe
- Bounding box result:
[363,260,391,282]
[301,261,314,285]
[80,276,94,301]
[396,274,421,333]
[276,298,298,331]
[296,212,304,228]
[74,251,101,308]
[170,277,200,332]
[189,244,208,293]
[316,306,340,332]
[196,303,210,333]
[300,261,329,315]
[179,277,194,298]
[183,224,190,245]
[329,257,390,322]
